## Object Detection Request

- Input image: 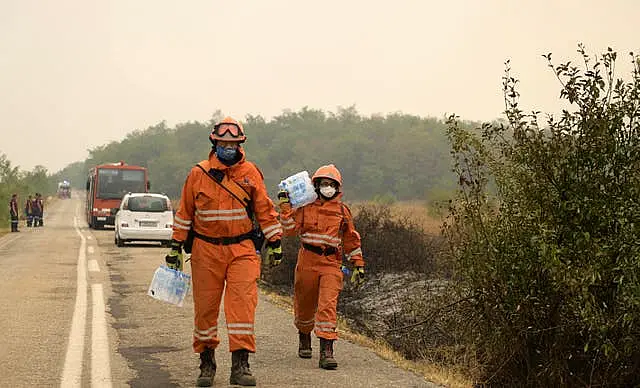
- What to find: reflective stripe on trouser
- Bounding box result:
[293,249,343,340]
[191,237,260,353]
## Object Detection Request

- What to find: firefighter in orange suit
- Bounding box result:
[165,117,283,387]
[277,164,365,370]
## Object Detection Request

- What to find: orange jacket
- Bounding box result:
[279,193,364,267]
[172,148,282,244]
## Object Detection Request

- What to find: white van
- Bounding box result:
[114,192,174,247]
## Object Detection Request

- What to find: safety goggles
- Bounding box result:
[213,123,243,138]
[319,179,339,188]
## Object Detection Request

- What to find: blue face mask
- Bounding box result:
[216,145,237,161]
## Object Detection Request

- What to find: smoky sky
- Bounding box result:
[1,0,638,172]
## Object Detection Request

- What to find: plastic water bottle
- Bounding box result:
[278,171,318,209]
[147,266,191,307]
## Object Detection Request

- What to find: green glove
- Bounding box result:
[265,240,283,267]
[277,190,290,205]
[350,267,365,289]
[165,240,184,271]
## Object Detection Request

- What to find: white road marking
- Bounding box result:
[91,284,113,387]
[88,260,100,272]
[88,246,95,254]
[61,217,88,388]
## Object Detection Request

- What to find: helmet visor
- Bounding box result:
[213,123,242,138]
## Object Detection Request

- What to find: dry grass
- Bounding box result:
[259,286,474,388]
[388,201,444,236]
[350,200,444,236]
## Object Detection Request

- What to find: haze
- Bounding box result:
[1,0,638,172]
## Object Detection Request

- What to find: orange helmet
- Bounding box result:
[210,116,246,143]
[312,164,342,187]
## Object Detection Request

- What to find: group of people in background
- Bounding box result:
[7,193,44,232]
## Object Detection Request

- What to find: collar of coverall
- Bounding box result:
[207,145,246,170]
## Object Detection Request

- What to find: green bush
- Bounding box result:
[444,46,640,386]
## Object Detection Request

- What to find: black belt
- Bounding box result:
[302,243,338,256]
[193,230,253,246]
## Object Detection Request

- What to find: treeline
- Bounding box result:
[0,153,54,226]
[57,107,469,202]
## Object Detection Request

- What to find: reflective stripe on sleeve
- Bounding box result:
[264,226,283,239]
[262,224,280,235]
[279,218,295,226]
[347,248,362,259]
[175,216,192,225]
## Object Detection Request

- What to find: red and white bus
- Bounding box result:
[85,161,150,229]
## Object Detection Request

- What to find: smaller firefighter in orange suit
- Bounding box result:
[165,117,283,387]
[278,164,365,369]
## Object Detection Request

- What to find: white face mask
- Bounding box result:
[319,186,336,198]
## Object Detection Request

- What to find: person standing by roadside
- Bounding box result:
[277,164,365,370]
[9,193,20,232]
[24,194,34,227]
[35,193,44,226]
[164,116,283,387]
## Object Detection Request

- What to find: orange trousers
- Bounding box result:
[190,238,260,353]
[293,249,343,340]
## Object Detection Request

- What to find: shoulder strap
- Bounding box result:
[196,161,252,209]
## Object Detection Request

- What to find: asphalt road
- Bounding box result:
[0,195,437,387]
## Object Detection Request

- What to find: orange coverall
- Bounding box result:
[172,148,282,353]
[279,194,364,340]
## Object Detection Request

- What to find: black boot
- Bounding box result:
[319,338,338,370]
[230,349,256,386]
[196,348,216,387]
[298,331,312,359]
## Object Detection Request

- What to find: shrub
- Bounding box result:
[444,46,640,387]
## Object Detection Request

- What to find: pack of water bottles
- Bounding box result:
[278,171,318,209]
[147,266,191,307]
